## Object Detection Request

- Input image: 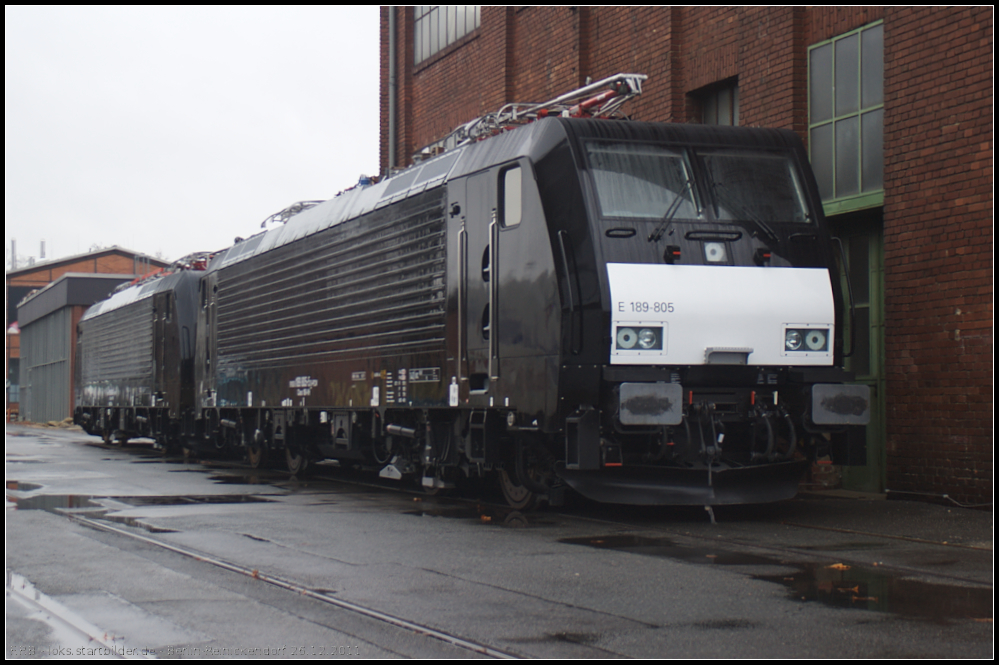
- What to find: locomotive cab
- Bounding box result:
[527,119,870,504]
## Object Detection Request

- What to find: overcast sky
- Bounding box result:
[5,6,380,268]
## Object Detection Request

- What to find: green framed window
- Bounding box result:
[808,21,884,215]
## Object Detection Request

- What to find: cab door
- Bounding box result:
[452,170,495,399]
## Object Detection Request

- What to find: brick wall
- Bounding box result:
[379,6,993,504]
[881,7,993,505]
[8,252,161,289]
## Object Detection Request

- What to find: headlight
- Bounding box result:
[784,327,829,352]
[805,330,826,351]
[638,328,659,349]
[616,327,637,349]
[704,242,727,263]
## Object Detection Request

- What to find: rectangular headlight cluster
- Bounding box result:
[615,325,664,351]
[784,326,829,352]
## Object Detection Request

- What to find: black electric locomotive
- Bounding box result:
[75,75,870,507]
[75,266,202,447]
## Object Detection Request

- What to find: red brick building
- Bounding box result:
[6,246,168,421]
[379,7,992,504]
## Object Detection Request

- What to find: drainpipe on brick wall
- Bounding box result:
[388,7,397,175]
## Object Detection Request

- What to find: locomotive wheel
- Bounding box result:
[286,447,308,476]
[499,468,537,511]
[371,436,392,465]
[247,443,265,469]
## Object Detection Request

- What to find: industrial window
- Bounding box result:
[808,21,884,215]
[414,6,481,65]
[700,81,739,126]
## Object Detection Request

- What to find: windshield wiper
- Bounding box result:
[705,176,780,246]
[648,194,686,243]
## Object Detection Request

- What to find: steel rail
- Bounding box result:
[64,513,520,659]
[6,570,150,659]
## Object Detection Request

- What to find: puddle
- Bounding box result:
[209,473,273,485]
[694,619,757,629]
[7,494,102,511]
[6,481,42,491]
[561,534,777,566]
[406,504,554,528]
[562,534,993,623]
[7,491,271,511]
[116,495,272,506]
[796,541,886,552]
[757,564,993,622]
[101,514,178,533]
[547,632,601,644]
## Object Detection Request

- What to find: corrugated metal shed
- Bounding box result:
[17,273,134,422]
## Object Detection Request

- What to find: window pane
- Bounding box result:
[586,143,698,220]
[861,24,884,108]
[835,34,859,116]
[429,8,438,54]
[703,95,717,124]
[810,124,834,200]
[421,15,430,61]
[717,88,732,125]
[455,5,467,39]
[810,44,833,123]
[503,167,522,227]
[702,152,809,223]
[439,7,449,51]
[835,116,859,197]
[861,108,884,192]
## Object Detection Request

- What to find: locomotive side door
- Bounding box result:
[450,161,557,414]
[454,170,495,399]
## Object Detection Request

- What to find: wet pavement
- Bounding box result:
[5,424,993,658]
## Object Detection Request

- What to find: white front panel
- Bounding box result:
[607,263,835,366]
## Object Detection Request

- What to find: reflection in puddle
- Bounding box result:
[562,534,993,623]
[210,473,269,485]
[6,481,42,491]
[561,534,776,566]
[406,504,551,528]
[757,564,993,622]
[796,541,884,552]
[7,491,272,511]
[117,494,273,506]
[7,493,100,511]
[101,514,178,533]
